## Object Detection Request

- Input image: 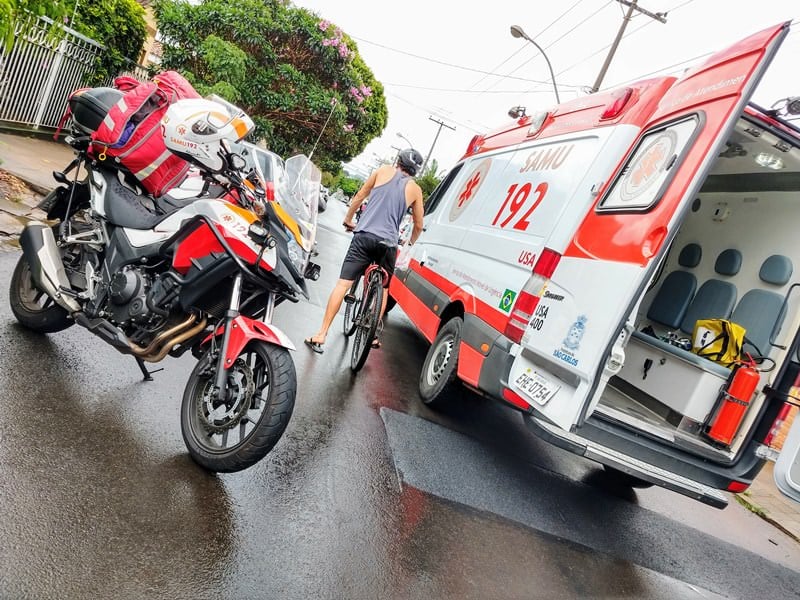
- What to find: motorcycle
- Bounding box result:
[9,93,320,472]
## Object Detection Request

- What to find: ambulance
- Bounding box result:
[390,22,800,508]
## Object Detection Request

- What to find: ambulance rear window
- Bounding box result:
[598,115,700,212]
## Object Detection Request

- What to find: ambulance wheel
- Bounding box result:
[602,465,654,489]
[419,316,462,408]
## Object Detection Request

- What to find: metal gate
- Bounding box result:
[0,15,105,129]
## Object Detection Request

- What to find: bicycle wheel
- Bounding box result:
[342,276,363,337]
[351,271,383,373]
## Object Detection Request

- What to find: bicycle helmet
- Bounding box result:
[397,148,423,176]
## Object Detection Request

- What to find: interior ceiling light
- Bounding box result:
[754,152,785,170]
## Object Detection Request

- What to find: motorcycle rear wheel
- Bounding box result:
[181,341,296,473]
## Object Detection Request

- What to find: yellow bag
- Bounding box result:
[691,319,746,368]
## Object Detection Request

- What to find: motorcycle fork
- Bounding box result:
[214,273,243,402]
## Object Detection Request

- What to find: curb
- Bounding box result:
[735,493,800,542]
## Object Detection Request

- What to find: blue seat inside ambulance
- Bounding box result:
[729,254,793,356]
[677,248,741,334]
[645,242,701,329]
[633,248,741,377]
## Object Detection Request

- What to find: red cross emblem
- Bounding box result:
[458,172,481,207]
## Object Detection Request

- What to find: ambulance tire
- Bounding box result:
[419,316,462,408]
[602,465,654,489]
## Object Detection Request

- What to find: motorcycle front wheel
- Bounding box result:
[181,341,296,473]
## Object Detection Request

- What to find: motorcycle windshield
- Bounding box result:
[283,154,320,252]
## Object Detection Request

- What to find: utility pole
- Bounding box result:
[422,116,455,176]
[590,0,666,93]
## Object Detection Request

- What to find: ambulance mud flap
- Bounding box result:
[18,222,80,313]
[523,414,729,508]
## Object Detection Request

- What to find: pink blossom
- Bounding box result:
[318,19,330,31]
[359,85,371,97]
[333,82,338,89]
[343,124,354,132]
[322,39,334,46]
[338,45,350,58]
[330,97,337,106]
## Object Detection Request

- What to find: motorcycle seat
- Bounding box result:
[100,169,173,230]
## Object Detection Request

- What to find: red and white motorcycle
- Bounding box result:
[9,94,320,472]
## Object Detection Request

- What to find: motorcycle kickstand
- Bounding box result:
[135,357,164,382]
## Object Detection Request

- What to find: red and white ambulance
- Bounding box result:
[390,21,800,507]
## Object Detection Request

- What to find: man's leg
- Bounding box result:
[308,278,353,345]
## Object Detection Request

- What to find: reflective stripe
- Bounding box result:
[135,149,172,179]
[116,98,128,113]
[102,114,115,130]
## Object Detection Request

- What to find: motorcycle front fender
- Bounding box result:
[202,315,296,366]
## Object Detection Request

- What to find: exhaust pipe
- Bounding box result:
[19,222,81,313]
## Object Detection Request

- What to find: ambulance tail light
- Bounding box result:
[600,87,634,120]
[466,134,485,156]
[505,248,562,344]
[763,402,793,447]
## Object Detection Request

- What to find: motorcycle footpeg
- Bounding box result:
[304,262,321,281]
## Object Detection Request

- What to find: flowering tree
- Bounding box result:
[155,0,388,173]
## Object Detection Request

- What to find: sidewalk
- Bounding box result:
[0,131,74,194]
[0,129,799,542]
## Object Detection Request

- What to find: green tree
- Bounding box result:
[1,0,68,50]
[416,159,443,202]
[71,0,147,84]
[155,0,388,169]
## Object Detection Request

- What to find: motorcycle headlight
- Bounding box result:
[286,237,305,273]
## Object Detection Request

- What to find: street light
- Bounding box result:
[396,132,415,149]
[509,24,560,104]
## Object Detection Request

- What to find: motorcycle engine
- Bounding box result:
[107,267,151,326]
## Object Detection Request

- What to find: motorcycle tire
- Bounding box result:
[9,252,74,333]
[181,340,296,473]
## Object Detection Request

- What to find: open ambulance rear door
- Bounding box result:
[775,415,800,503]
[506,22,790,431]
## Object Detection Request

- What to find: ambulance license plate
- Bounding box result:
[514,370,560,406]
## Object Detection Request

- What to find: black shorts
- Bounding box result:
[340,232,397,286]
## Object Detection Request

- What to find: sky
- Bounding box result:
[291,0,799,179]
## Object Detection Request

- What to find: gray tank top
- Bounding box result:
[354,169,409,243]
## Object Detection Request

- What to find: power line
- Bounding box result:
[352,35,584,88]
[468,0,588,91]
[524,0,696,94]
[478,0,613,95]
[384,82,573,94]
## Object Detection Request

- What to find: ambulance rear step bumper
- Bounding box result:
[525,415,729,509]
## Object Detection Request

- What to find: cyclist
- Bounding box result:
[305,149,425,354]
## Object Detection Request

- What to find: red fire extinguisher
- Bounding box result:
[707,357,760,446]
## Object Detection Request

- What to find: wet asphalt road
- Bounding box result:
[0,201,798,599]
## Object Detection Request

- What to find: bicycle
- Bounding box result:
[342,240,393,373]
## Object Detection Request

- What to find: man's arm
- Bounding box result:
[343,169,379,229]
[408,183,425,246]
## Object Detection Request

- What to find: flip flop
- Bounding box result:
[304,338,324,354]
[371,338,381,349]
